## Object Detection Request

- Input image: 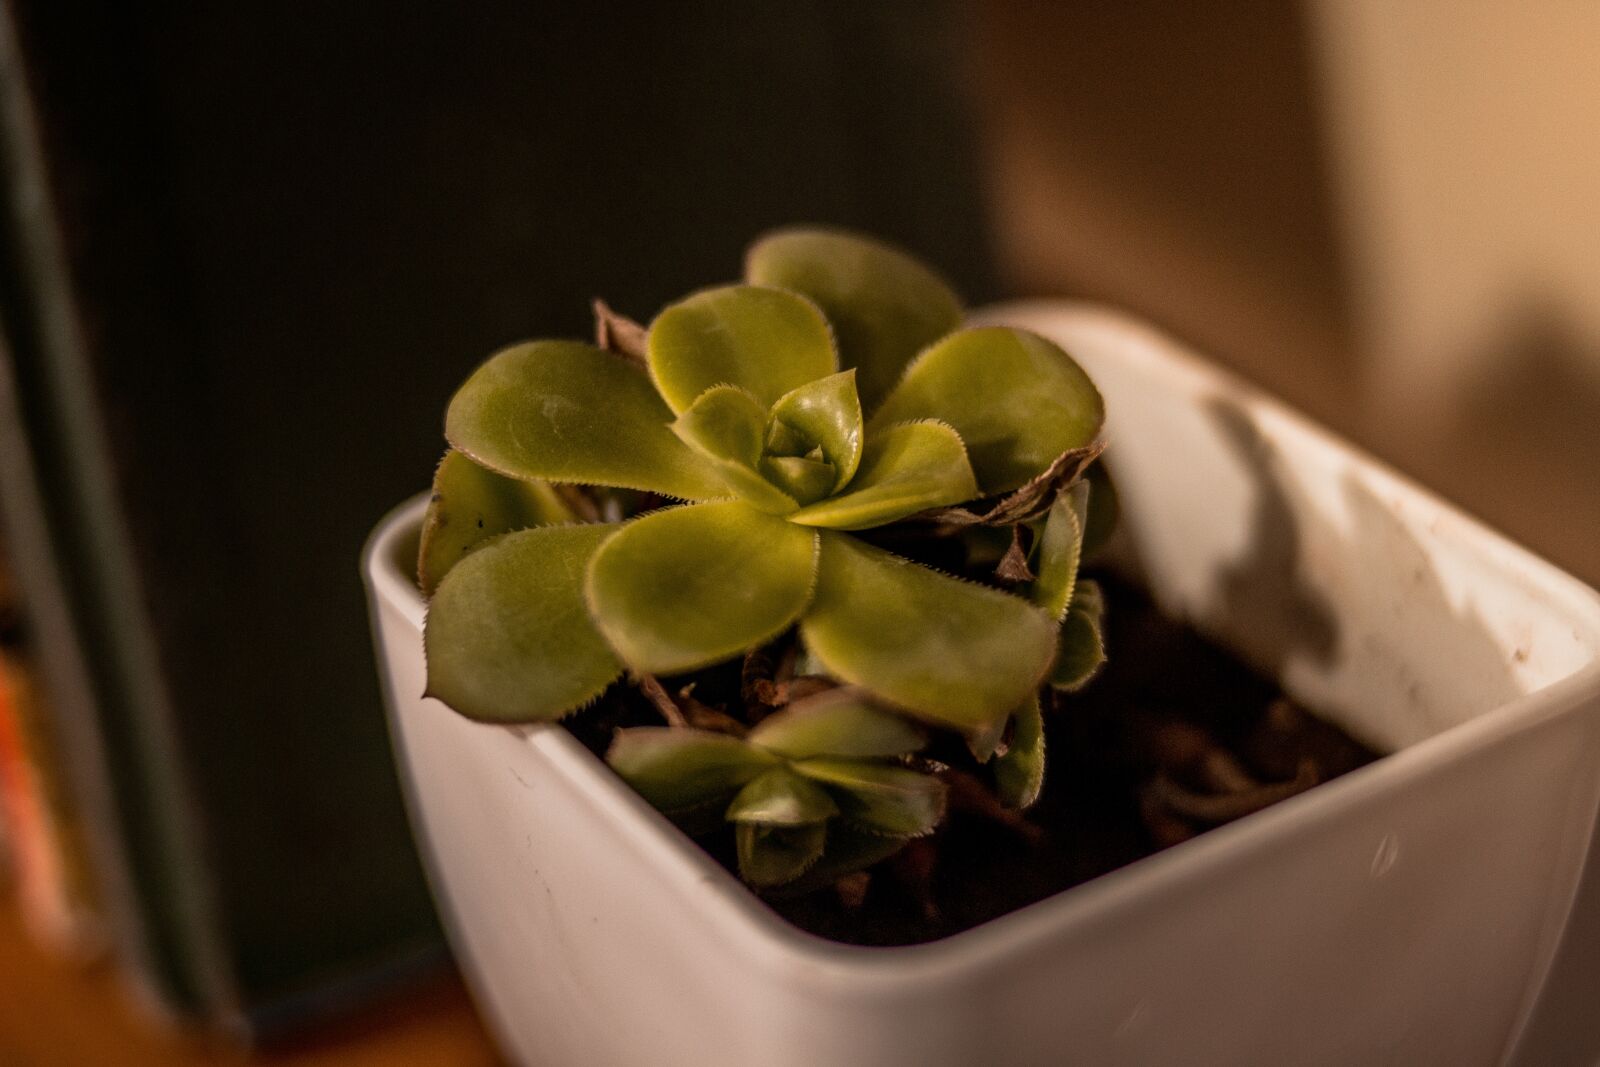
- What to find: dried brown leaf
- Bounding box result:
[917,440,1106,531]
[592,298,649,364]
[994,525,1035,583]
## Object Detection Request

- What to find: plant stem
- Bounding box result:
[632,672,687,727]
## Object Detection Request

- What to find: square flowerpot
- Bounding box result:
[362,302,1600,1067]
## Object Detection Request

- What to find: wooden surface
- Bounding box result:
[0,890,502,1066]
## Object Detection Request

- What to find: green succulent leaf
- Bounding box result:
[767,370,864,491]
[648,285,838,414]
[446,340,725,501]
[966,711,1009,764]
[1030,480,1091,621]
[759,454,836,506]
[793,759,947,837]
[764,419,809,456]
[1052,579,1107,691]
[1082,460,1120,557]
[736,822,828,888]
[671,386,799,514]
[747,687,927,760]
[587,502,820,674]
[424,524,622,721]
[870,327,1105,494]
[417,449,578,596]
[767,826,910,896]
[607,727,778,814]
[993,694,1045,810]
[799,533,1058,730]
[671,384,767,466]
[745,227,963,412]
[725,766,839,826]
[787,420,979,530]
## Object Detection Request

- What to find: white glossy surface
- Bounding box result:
[364,303,1600,1067]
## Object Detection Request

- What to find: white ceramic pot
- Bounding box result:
[363,303,1600,1067]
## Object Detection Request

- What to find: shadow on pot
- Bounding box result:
[1197,393,1522,752]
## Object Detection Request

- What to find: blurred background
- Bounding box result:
[0,1,1594,1062]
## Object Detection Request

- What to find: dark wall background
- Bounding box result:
[8,0,992,1017]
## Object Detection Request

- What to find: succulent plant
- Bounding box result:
[608,688,942,886]
[418,227,1113,888]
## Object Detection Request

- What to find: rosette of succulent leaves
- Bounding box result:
[419,228,1114,890]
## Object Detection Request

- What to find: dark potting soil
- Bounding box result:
[567,573,1382,947]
